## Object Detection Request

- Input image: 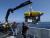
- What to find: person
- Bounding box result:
[22,22,29,38]
[11,22,18,36]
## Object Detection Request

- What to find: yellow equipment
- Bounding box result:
[24,11,43,17]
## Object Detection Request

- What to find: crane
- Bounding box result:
[5,0,32,22]
[0,0,32,33]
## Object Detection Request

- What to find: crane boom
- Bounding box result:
[5,0,32,22]
[13,1,32,10]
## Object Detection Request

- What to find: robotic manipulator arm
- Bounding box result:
[5,0,32,22]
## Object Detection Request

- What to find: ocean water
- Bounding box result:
[28,22,50,29]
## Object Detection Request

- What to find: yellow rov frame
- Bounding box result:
[24,11,44,23]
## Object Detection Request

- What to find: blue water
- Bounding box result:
[29,22,50,29]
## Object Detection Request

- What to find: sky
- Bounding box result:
[0,0,50,23]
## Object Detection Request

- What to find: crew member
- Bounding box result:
[12,22,17,36]
[22,22,29,38]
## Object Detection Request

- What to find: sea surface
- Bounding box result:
[29,22,50,29]
[17,22,50,29]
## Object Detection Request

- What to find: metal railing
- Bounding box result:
[28,27,50,38]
